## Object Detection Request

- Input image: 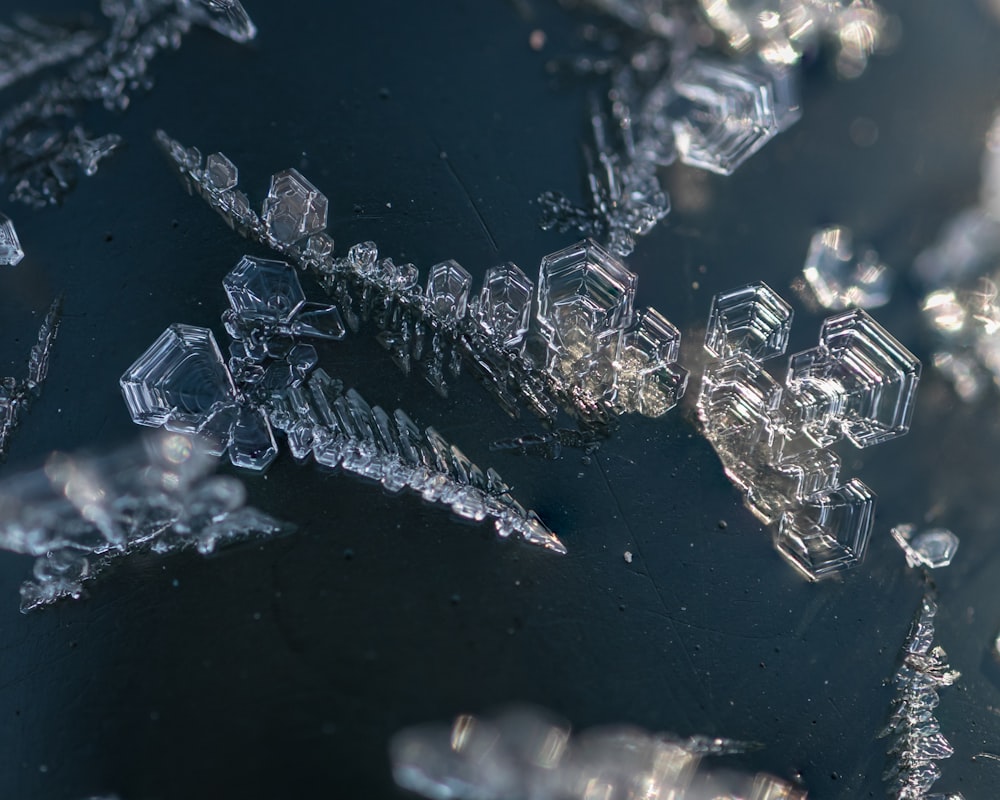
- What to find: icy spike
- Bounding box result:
[0,212,24,266]
[705,282,793,361]
[787,309,921,448]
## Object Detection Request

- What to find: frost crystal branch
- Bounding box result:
[879,595,964,800]
[155,130,689,432]
[0,296,61,459]
[390,706,806,800]
[0,432,287,611]
[121,254,567,554]
[0,0,256,207]
[697,282,920,580]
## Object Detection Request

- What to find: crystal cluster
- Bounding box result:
[155,130,688,431]
[918,109,1000,400]
[0,432,286,611]
[697,282,920,579]
[122,254,566,554]
[879,595,963,800]
[0,297,61,459]
[890,524,959,570]
[796,225,892,311]
[696,0,889,78]
[0,211,24,265]
[390,706,806,800]
[0,0,256,207]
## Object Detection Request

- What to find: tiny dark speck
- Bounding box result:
[717,519,728,530]
[353,204,362,213]
[104,232,113,242]
[343,548,354,561]
[450,593,461,605]
[379,87,390,99]
[171,219,179,228]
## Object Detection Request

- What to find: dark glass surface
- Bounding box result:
[1,1,1000,798]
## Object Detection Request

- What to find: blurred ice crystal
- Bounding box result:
[390,706,804,800]
[799,226,892,310]
[176,0,257,43]
[157,131,690,428]
[0,212,24,265]
[880,595,961,800]
[670,58,781,176]
[0,432,287,611]
[891,524,959,570]
[698,283,918,579]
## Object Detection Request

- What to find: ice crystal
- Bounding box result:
[0,432,287,611]
[797,226,892,311]
[122,253,566,554]
[0,1,256,207]
[891,524,959,570]
[698,282,919,579]
[0,211,24,265]
[0,296,61,460]
[390,706,804,800]
[880,595,961,800]
[155,130,688,429]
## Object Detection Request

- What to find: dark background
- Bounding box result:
[1,1,1000,798]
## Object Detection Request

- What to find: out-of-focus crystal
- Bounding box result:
[0,212,24,266]
[120,324,237,432]
[670,58,780,176]
[787,309,920,447]
[224,256,306,324]
[891,524,959,570]
[425,259,473,321]
[262,168,328,246]
[801,226,892,310]
[473,262,533,347]
[177,0,258,43]
[774,478,874,580]
[705,282,793,361]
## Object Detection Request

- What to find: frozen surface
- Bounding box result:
[390,706,804,800]
[0,432,287,611]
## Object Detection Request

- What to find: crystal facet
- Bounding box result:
[223,256,306,324]
[0,212,24,266]
[425,259,473,321]
[705,281,793,361]
[473,262,534,348]
[262,168,328,246]
[891,524,960,570]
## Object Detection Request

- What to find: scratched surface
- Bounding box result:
[0,1,1000,798]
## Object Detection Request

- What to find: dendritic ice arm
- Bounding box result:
[697,282,920,580]
[390,706,804,800]
[120,254,566,554]
[0,432,287,612]
[0,296,61,459]
[0,1,257,207]
[879,595,963,800]
[154,130,688,430]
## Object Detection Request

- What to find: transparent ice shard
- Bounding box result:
[204,152,239,192]
[471,262,533,348]
[891,524,959,570]
[176,0,258,43]
[0,296,61,459]
[121,324,237,432]
[263,169,329,246]
[800,226,892,310]
[426,260,473,321]
[615,307,689,416]
[774,478,874,580]
[0,433,287,611]
[705,281,793,361]
[670,57,781,176]
[390,706,803,800]
[881,594,960,800]
[224,256,306,324]
[0,212,24,266]
[787,309,921,447]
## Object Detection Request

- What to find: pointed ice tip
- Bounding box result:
[177,0,258,44]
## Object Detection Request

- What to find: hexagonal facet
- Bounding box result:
[262,168,328,245]
[0,212,24,266]
[775,478,874,580]
[705,282,793,361]
[670,58,780,175]
[425,259,473,320]
[224,256,305,324]
[473,262,534,347]
[228,404,278,472]
[204,152,238,192]
[537,238,637,358]
[891,524,960,569]
[787,309,921,447]
[120,324,237,432]
[625,307,681,364]
[616,308,687,417]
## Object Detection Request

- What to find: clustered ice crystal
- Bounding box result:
[697,281,920,579]
[0,0,256,207]
[121,252,567,554]
[390,706,806,800]
[155,130,689,433]
[879,595,964,800]
[0,296,61,459]
[0,432,286,611]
